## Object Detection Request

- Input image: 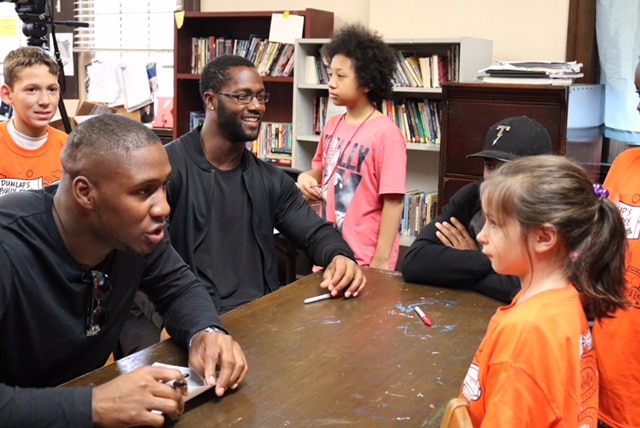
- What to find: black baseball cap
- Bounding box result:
[466,116,553,162]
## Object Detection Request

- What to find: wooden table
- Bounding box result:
[63,268,500,426]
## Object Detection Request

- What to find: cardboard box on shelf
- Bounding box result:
[50,100,142,133]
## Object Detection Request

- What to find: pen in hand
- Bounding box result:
[170,373,189,388]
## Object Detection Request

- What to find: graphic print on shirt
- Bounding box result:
[461,363,481,401]
[579,330,598,427]
[616,196,640,308]
[0,176,46,195]
[322,132,370,231]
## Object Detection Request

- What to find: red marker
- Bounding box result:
[414,306,433,326]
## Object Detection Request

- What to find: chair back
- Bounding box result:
[439,397,472,428]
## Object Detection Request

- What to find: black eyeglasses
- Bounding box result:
[84,270,112,337]
[215,91,270,104]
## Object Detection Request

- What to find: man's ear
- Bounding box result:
[0,84,13,105]
[204,91,217,112]
[72,176,94,209]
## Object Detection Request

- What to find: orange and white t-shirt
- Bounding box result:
[593,148,640,428]
[0,121,67,196]
[461,286,598,427]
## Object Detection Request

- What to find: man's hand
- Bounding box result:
[435,217,478,251]
[297,172,323,203]
[92,365,188,427]
[320,255,367,298]
[188,330,248,397]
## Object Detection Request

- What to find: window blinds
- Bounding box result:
[73,0,177,98]
[74,0,176,53]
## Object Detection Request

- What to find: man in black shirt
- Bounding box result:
[401,116,553,302]
[0,114,247,427]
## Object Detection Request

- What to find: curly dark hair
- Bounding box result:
[324,23,396,105]
[199,55,255,103]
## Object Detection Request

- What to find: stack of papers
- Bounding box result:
[478,61,584,86]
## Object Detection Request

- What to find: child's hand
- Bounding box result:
[297,173,323,202]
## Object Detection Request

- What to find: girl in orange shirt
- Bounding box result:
[460,155,627,427]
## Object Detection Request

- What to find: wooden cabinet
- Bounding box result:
[172,9,334,139]
[439,82,569,206]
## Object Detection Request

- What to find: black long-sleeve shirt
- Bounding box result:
[0,186,223,427]
[401,182,520,302]
[164,128,356,311]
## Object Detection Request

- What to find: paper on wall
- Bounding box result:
[86,62,123,105]
[121,61,154,112]
[269,12,304,44]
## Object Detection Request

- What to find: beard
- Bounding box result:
[217,100,261,143]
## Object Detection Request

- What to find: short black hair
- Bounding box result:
[62,114,160,179]
[199,55,256,102]
[324,23,396,105]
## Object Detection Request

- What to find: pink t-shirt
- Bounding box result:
[312,114,407,268]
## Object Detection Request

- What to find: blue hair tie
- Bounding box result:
[593,183,610,199]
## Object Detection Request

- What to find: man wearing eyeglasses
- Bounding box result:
[0,114,248,427]
[120,55,367,354]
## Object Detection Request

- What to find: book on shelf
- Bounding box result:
[305,56,319,84]
[281,50,296,77]
[270,44,295,77]
[395,51,422,87]
[246,35,265,62]
[401,190,438,237]
[418,57,431,88]
[256,41,282,76]
[189,111,205,131]
[404,55,424,87]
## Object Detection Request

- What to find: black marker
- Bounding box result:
[171,373,189,388]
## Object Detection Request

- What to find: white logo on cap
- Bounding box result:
[491,125,511,146]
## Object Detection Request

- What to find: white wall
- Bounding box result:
[201,0,571,62]
[200,0,370,28]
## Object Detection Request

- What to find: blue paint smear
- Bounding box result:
[394,299,457,315]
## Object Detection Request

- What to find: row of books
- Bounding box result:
[477,61,584,86]
[190,35,295,77]
[311,96,442,145]
[247,122,293,167]
[304,46,458,89]
[393,48,458,88]
[380,98,442,145]
[401,190,438,238]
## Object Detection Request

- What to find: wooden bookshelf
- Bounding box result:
[291,37,493,245]
[172,9,334,139]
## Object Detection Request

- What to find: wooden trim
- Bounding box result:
[184,0,201,12]
[566,0,599,84]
